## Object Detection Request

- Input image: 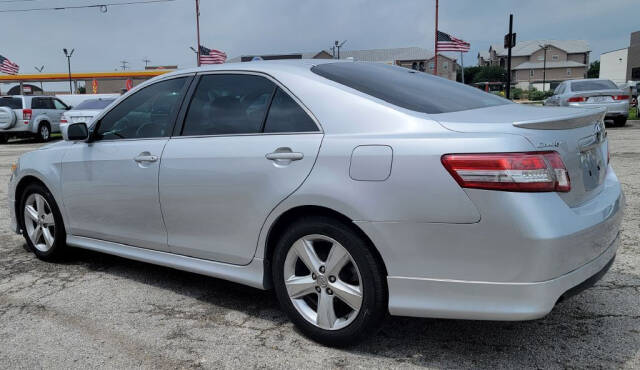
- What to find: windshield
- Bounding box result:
[0,97,23,109]
[571,80,618,92]
[72,98,115,110]
[311,62,509,114]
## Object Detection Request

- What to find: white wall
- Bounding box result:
[600,48,628,84]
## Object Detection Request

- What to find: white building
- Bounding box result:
[599,47,628,84]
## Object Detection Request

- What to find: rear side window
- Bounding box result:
[571,80,618,92]
[0,97,22,109]
[264,88,318,133]
[182,74,275,136]
[311,62,509,114]
[73,99,115,110]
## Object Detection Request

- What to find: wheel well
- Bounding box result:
[38,121,50,130]
[263,205,388,288]
[14,176,48,227]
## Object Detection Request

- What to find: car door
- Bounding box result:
[51,98,69,131]
[159,73,323,265]
[60,75,192,251]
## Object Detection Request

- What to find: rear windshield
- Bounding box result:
[571,80,618,92]
[72,98,115,110]
[311,62,509,114]
[0,97,23,109]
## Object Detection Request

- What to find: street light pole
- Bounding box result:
[34,65,44,92]
[63,48,74,94]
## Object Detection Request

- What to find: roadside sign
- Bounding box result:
[125,79,133,91]
[504,32,517,49]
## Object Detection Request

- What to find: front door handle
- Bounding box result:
[265,151,304,161]
[134,154,159,163]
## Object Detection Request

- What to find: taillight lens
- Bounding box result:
[567,96,586,102]
[60,117,67,124]
[612,95,629,101]
[441,152,571,192]
[22,108,32,123]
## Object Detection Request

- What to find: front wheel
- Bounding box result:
[272,216,387,346]
[20,183,67,260]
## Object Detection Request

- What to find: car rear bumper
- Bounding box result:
[356,166,624,320]
[386,234,618,320]
[569,101,629,117]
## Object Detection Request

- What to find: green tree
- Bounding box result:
[587,60,600,78]
[472,65,507,84]
[457,66,481,84]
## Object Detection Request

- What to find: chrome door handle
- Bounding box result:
[134,154,159,163]
[265,152,304,161]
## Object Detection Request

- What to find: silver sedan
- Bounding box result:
[544,78,630,126]
[8,61,624,346]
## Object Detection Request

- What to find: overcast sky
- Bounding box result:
[0,0,637,75]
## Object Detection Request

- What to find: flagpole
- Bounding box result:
[195,0,201,67]
[434,0,438,76]
[460,51,465,84]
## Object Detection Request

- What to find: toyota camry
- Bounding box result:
[8,60,624,346]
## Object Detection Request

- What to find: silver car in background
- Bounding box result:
[8,61,624,346]
[60,97,117,126]
[544,79,630,126]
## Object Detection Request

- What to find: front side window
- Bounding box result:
[263,88,318,133]
[96,77,188,140]
[182,74,275,136]
[31,98,46,109]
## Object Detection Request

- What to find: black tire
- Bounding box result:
[0,134,7,144]
[19,183,67,261]
[614,117,627,127]
[38,122,51,142]
[272,215,387,346]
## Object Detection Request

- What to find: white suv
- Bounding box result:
[0,95,70,143]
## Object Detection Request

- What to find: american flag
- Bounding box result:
[436,31,470,52]
[199,45,227,64]
[0,54,19,75]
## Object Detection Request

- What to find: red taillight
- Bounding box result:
[441,152,571,192]
[22,109,32,124]
[60,118,67,124]
[567,96,586,102]
[612,95,629,101]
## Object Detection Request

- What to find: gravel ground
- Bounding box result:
[0,123,639,369]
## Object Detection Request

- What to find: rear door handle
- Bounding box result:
[265,152,304,161]
[134,154,159,163]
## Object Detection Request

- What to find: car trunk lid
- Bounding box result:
[432,104,608,207]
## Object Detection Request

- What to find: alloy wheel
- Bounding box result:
[283,234,363,330]
[23,193,56,252]
[40,125,50,141]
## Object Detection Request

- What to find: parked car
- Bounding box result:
[61,97,117,127]
[0,95,70,142]
[543,79,629,126]
[9,61,624,346]
[56,93,120,109]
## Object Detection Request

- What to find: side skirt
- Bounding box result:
[66,235,266,290]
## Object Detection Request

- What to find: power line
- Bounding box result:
[0,0,176,13]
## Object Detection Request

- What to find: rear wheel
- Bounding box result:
[19,183,67,260]
[0,134,7,144]
[38,122,51,142]
[272,216,386,346]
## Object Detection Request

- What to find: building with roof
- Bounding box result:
[229,47,459,80]
[477,40,590,90]
[600,47,629,84]
[627,31,640,81]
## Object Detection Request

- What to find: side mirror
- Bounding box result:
[62,122,89,141]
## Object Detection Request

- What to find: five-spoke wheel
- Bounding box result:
[273,216,386,346]
[20,183,66,260]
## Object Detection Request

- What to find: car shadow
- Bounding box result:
[37,246,640,367]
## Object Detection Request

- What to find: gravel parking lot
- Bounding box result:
[0,123,639,369]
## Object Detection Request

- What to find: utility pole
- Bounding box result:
[142,57,151,68]
[505,14,514,99]
[539,44,548,91]
[334,40,346,59]
[34,65,44,92]
[63,48,74,94]
[120,60,129,71]
[434,0,438,76]
[195,0,201,66]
